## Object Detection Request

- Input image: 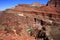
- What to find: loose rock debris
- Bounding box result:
[0,0,60,40]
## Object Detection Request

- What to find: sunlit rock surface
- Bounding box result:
[0,0,60,40]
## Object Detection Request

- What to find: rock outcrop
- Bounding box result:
[47,0,60,7]
[0,1,60,40]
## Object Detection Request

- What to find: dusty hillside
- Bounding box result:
[0,1,60,40]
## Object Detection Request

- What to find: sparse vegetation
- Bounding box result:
[0,0,60,40]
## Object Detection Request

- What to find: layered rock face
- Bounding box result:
[0,2,60,40]
[47,0,60,7]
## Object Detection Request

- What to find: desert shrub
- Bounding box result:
[27,27,34,36]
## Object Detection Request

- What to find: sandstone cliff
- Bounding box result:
[0,1,60,40]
